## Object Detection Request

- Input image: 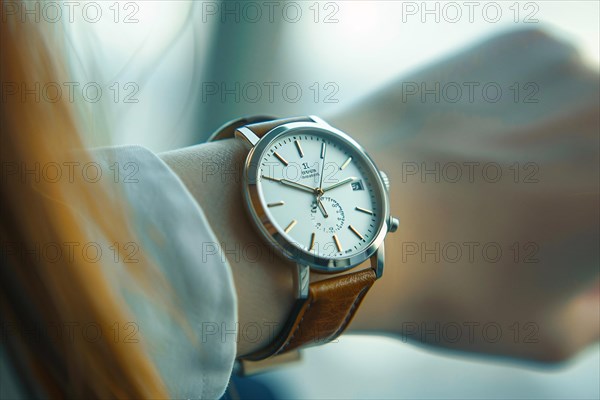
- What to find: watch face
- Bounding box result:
[244,122,388,272]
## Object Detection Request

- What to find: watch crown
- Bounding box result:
[389,217,400,233]
[379,170,390,192]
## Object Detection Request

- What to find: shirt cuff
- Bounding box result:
[93,145,237,399]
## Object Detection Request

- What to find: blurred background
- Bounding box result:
[55,1,598,398]
[62,0,599,150]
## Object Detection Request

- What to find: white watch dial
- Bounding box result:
[256,129,384,260]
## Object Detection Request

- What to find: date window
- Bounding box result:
[351,180,364,191]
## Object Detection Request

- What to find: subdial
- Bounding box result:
[311,197,345,233]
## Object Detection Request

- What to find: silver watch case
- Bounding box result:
[238,116,391,275]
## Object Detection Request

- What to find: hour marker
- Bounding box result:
[340,156,352,170]
[284,219,297,233]
[274,152,289,166]
[355,206,374,215]
[309,232,316,251]
[348,225,364,240]
[267,201,285,207]
[295,140,304,158]
[320,142,327,159]
[332,234,342,252]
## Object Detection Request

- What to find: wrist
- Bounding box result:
[159,140,295,357]
[159,114,402,361]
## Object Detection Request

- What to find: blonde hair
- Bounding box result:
[0,2,169,397]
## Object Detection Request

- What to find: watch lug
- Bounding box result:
[294,264,310,299]
[370,243,385,279]
[379,170,390,192]
[308,115,331,128]
[235,126,260,147]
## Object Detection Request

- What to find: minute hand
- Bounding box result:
[261,176,316,194]
[280,178,316,193]
[322,177,356,193]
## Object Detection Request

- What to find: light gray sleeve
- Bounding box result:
[93,145,238,399]
[0,145,238,399]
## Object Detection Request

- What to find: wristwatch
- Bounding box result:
[209,116,399,374]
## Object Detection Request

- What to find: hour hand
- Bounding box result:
[316,197,329,218]
[262,175,315,194]
[322,177,357,193]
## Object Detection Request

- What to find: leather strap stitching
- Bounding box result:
[332,285,371,339]
[274,299,314,356]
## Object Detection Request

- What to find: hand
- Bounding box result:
[316,196,329,218]
[262,175,315,194]
[263,175,330,217]
[333,29,599,362]
[322,177,356,193]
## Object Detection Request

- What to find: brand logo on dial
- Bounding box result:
[300,161,319,180]
[310,197,345,233]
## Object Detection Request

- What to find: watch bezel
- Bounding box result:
[242,120,390,273]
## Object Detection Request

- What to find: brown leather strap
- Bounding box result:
[208,116,314,141]
[245,116,315,138]
[210,116,376,361]
[207,115,275,141]
[242,268,376,361]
